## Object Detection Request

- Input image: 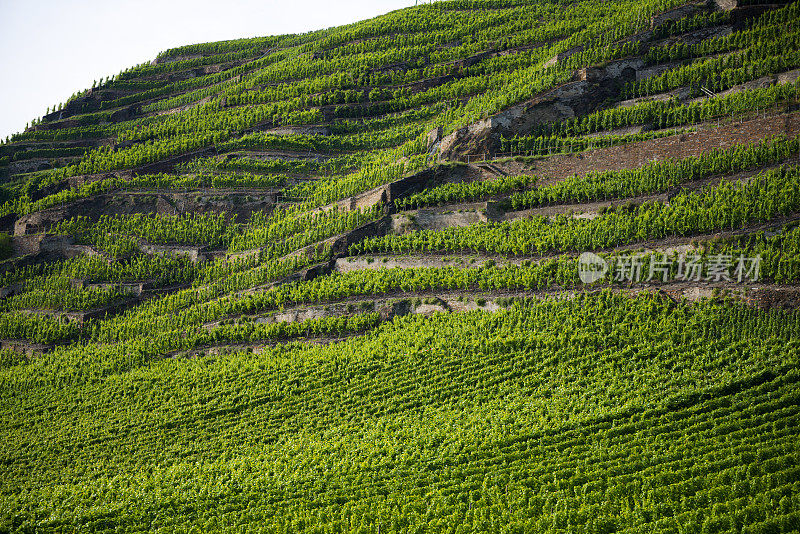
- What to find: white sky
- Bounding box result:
[0,0,418,141]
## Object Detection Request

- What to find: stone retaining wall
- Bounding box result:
[527,112,800,180]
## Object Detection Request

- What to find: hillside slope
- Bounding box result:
[1,0,800,531]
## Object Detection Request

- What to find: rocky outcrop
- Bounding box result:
[713,0,739,10]
[329,217,394,257]
[14,197,100,236]
[11,234,75,257]
[317,162,472,216]
[439,58,643,160]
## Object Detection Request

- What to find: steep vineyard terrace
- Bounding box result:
[1,0,800,531]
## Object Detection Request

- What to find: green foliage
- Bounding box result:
[501,128,689,156]
[2,294,799,531]
[540,80,800,139]
[53,212,239,249]
[0,232,12,261]
[0,312,81,344]
[510,134,800,209]
[396,174,535,210]
[1,2,799,531]
[631,3,800,98]
[356,165,800,256]
[5,280,134,312]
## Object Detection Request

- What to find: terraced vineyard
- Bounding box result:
[1,0,799,531]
